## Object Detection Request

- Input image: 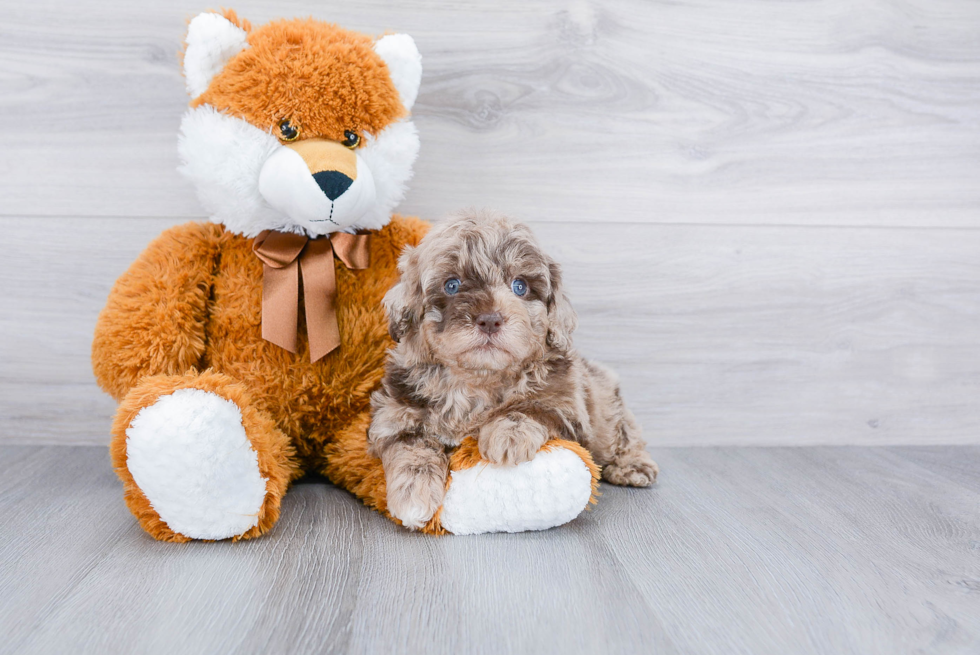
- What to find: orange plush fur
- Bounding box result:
[95,216,431,540]
[193,13,404,144]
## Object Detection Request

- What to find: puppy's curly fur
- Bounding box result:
[368,209,657,529]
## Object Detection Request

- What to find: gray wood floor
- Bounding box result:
[2,445,979,655]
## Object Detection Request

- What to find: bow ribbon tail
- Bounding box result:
[253,230,308,354]
[301,238,340,362]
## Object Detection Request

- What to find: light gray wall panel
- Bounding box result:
[0,0,977,225]
[2,217,977,446]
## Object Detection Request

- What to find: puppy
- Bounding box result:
[368,209,657,529]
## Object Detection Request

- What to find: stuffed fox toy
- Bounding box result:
[92,10,598,541]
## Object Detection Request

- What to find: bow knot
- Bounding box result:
[252,230,371,362]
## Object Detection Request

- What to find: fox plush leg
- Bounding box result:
[321,413,599,535]
[110,370,298,542]
[319,412,397,524]
[438,438,599,535]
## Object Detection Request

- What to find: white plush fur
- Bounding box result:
[259,144,378,232]
[177,108,420,238]
[440,447,594,535]
[177,106,284,236]
[125,389,268,540]
[355,119,420,231]
[183,13,249,99]
[374,34,423,111]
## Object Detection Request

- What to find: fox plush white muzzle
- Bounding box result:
[177,105,419,238]
[259,138,377,231]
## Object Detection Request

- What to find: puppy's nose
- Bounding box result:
[313,170,354,201]
[476,312,503,335]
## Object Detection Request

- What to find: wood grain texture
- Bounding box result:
[2,217,978,446]
[0,0,977,225]
[1,444,978,655]
[1,1,978,447]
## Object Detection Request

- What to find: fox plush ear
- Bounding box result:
[374,34,423,111]
[183,12,250,99]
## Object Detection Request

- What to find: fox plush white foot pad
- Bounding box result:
[125,388,268,540]
[440,446,595,535]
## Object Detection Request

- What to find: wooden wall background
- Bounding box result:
[1,0,978,446]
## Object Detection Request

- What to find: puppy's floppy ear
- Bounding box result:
[382,281,415,343]
[545,259,577,351]
[383,246,423,342]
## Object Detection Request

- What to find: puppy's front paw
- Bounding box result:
[385,458,447,530]
[602,449,659,487]
[478,414,550,466]
[387,475,445,529]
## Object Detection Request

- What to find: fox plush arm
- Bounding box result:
[92,222,223,401]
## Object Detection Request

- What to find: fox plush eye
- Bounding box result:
[511,279,528,297]
[444,278,461,295]
[278,119,300,142]
[341,130,360,149]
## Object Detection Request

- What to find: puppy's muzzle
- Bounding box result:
[476,312,503,335]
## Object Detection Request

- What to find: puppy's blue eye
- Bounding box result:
[511,278,528,296]
[444,278,461,295]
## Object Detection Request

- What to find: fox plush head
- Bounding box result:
[178,10,422,237]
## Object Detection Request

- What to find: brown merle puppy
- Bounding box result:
[368,209,657,529]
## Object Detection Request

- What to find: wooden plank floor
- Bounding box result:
[2,445,979,655]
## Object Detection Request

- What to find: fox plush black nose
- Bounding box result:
[313,170,353,201]
[476,312,503,335]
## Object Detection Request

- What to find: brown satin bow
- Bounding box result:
[252,230,371,362]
